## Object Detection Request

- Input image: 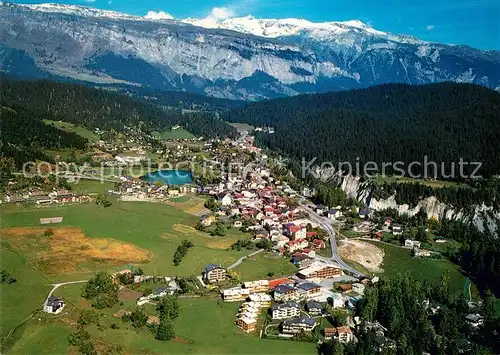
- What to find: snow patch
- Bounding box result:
[144,11,173,20]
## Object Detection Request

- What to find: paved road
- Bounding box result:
[300,203,364,278]
[42,280,87,307]
[283,182,365,278]
[227,249,265,270]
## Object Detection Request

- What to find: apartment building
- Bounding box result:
[273,284,300,301]
[271,301,301,320]
[204,264,226,283]
[281,317,317,334]
[222,287,250,302]
[244,280,269,293]
[297,261,343,279]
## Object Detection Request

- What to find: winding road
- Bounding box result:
[300,203,364,278]
[227,249,265,270]
[283,182,365,278]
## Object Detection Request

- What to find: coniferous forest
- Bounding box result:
[223,82,500,178]
[0,77,237,167]
[0,76,237,137]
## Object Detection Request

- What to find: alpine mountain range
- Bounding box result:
[1,2,499,100]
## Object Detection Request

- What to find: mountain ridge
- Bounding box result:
[1,2,499,100]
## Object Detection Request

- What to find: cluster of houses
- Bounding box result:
[199,172,331,256]
[117,177,197,200]
[225,274,366,339]
[201,256,368,340]
[135,277,180,306]
[3,189,91,205]
[404,239,436,258]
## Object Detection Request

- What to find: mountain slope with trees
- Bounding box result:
[223,83,500,177]
[0,77,237,138]
[0,105,88,168]
[0,77,237,167]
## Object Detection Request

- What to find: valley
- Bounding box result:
[0,8,499,351]
[1,3,500,100]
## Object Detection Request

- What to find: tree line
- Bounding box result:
[173,240,194,266]
[0,106,87,168]
[223,82,500,178]
[372,180,500,211]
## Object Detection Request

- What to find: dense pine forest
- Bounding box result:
[224,83,500,177]
[0,106,88,167]
[0,77,237,167]
[0,77,237,137]
[124,86,246,111]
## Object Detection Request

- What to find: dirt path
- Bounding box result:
[339,239,385,273]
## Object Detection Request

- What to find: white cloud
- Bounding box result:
[209,7,234,21]
[144,10,174,20]
[426,24,435,31]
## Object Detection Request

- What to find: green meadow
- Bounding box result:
[232,253,298,281]
[84,298,315,354]
[8,324,73,355]
[0,201,252,279]
[43,120,99,142]
[0,242,51,339]
[369,241,477,297]
[152,128,195,140]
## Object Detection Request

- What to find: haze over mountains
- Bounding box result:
[1,2,500,100]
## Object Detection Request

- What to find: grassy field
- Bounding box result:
[316,242,333,258]
[43,120,99,142]
[153,128,195,140]
[369,241,476,296]
[43,148,91,162]
[232,253,298,281]
[9,323,73,355]
[0,201,252,278]
[0,242,51,339]
[83,166,153,178]
[86,298,315,354]
[70,179,115,194]
[229,122,255,132]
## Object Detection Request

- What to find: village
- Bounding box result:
[3,124,490,352]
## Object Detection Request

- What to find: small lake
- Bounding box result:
[141,170,193,185]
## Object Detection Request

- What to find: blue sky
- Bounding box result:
[21,0,500,49]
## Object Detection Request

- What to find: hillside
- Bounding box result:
[0,105,88,168]
[0,77,237,167]
[224,82,500,177]
[0,77,237,137]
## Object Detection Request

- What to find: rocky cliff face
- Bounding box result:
[338,175,500,233]
[1,3,500,100]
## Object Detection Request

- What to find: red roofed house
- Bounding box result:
[302,249,316,258]
[323,327,353,343]
[268,278,295,289]
[287,225,307,240]
[313,239,326,249]
[306,231,318,240]
[287,239,309,253]
[373,231,383,240]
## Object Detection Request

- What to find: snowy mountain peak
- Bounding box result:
[144,10,174,20]
[1,2,499,100]
[181,15,388,39]
[12,2,175,22]
[20,3,140,20]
